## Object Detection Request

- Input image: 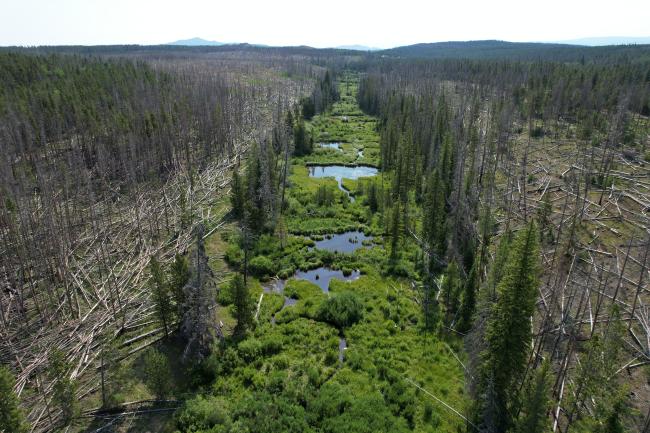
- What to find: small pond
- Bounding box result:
[295,267,360,292]
[308,165,378,202]
[262,266,361,296]
[319,142,342,151]
[308,165,378,181]
[310,230,373,253]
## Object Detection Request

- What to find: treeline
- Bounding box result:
[357,55,646,432]
[359,57,650,117]
[0,52,241,187]
[379,40,650,64]
[300,70,340,119]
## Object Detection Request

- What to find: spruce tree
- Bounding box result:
[438,132,455,200]
[0,366,28,433]
[232,273,253,335]
[149,256,173,337]
[480,222,540,431]
[170,253,190,323]
[514,362,551,433]
[457,259,478,333]
[142,348,173,399]
[230,167,245,220]
[49,350,78,425]
[389,203,401,263]
[440,260,461,326]
[423,169,447,264]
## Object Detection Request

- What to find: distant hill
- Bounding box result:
[335,45,382,51]
[379,40,650,63]
[556,36,650,46]
[168,37,224,46]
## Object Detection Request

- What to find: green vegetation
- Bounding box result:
[171,73,469,433]
[0,366,28,433]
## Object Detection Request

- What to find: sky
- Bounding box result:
[1,0,649,48]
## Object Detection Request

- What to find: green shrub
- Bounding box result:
[176,395,231,432]
[317,292,363,328]
[224,244,243,267]
[249,255,275,277]
[238,338,262,362]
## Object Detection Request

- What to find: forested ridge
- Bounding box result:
[0,44,649,433]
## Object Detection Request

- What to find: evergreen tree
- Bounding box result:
[389,203,401,263]
[514,362,551,433]
[0,366,28,433]
[423,169,447,264]
[48,350,78,425]
[99,336,126,409]
[170,253,190,323]
[441,260,461,326]
[423,263,441,332]
[232,273,253,335]
[142,348,173,399]
[149,256,173,337]
[367,181,379,213]
[231,168,245,220]
[293,116,311,156]
[479,222,540,431]
[457,259,478,333]
[486,229,513,297]
[438,132,456,200]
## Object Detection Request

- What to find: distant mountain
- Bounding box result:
[379,40,650,63]
[168,37,224,46]
[335,45,382,51]
[556,36,650,46]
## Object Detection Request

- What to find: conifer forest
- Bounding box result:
[1,39,650,433]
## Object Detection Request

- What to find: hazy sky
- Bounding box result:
[2,0,649,48]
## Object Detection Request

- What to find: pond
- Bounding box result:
[319,142,342,151]
[294,267,361,292]
[308,165,378,202]
[310,230,373,253]
[308,165,378,181]
[262,266,361,295]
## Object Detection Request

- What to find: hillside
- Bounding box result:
[380,39,650,63]
[167,37,225,46]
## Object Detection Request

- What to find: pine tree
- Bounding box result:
[149,256,173,337]
[389,203,401,263]
[230,167,245,220]
[422,261,441,332]
[457,259,478,333]
[142,348,173,399]
[49,350,78,425]
[486,229,513,298]
[0,366,28,433]
[170,253,190,323]
[438,132,455,200]
[99,336,126,409]
[367,181,379,213]
[514,362,551,433]
[423,169,447,264]
[232,273,253,335]
[441,260,461,326]
[480,222,540,431]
